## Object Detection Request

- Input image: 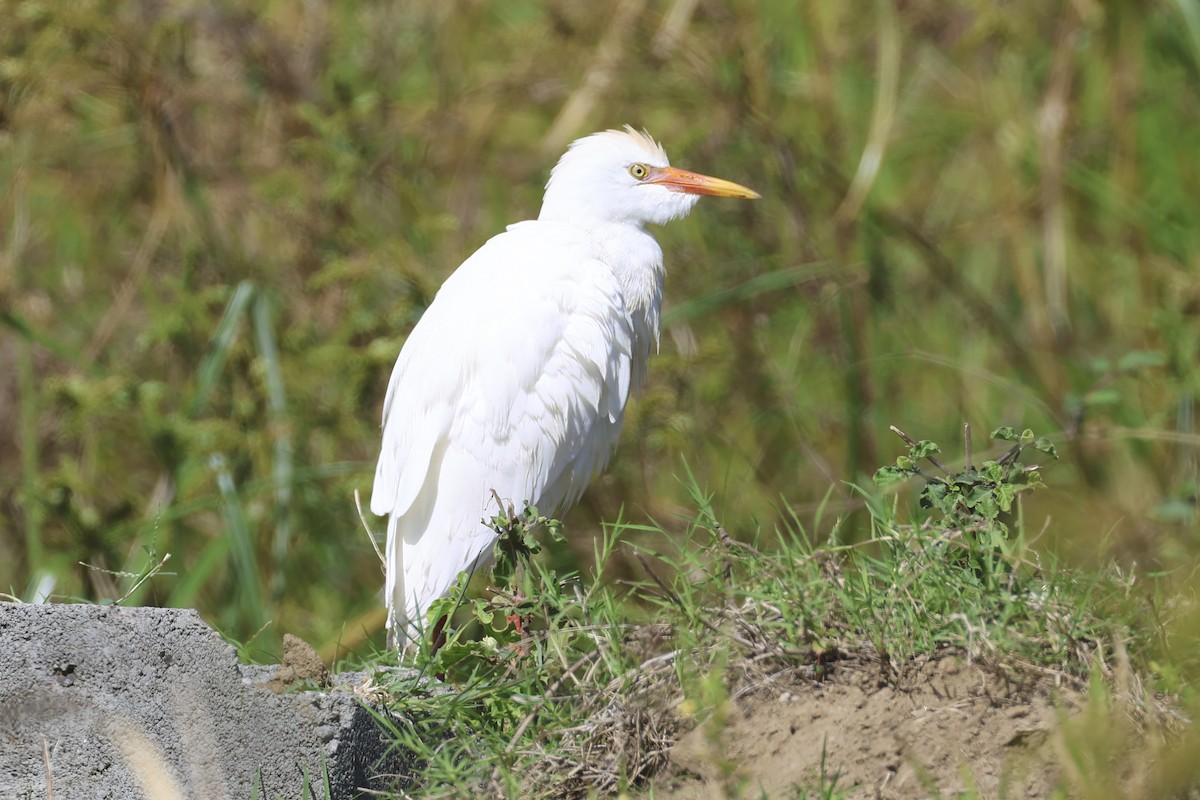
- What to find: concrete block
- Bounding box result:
[0,604,417,799]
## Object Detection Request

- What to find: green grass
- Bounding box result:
[366,433,1167,798]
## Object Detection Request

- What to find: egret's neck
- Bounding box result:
[605,222,665,391]
[592,219,664,301]
[562,217,665,387]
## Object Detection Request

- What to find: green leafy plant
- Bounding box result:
[486,497,565,585]
[414,500,569,678]
[874,425,1058,557]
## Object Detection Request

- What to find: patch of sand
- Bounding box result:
[654,653,1082,799]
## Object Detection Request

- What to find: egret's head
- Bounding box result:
[539,126,759,228]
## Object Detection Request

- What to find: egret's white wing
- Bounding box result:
[370,221,636,646]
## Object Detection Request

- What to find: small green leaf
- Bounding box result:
[544,518,566,543]
[910,440,941,460]
[974,493,999,520]
[1083,388,1121,407]
[925,480,962,516]
[474,601,495,626]
[980,461,1003,482]
[921,480,949,505]
[991,426,1018,441]
[874,465,909,486]
[952,473,978,489]
[995,482,1017,512]
[960,485,982,509]
[1033,437,1059,459]
[1116,350,1165,372]
[520,525,541,553]
[980,519,1009,545]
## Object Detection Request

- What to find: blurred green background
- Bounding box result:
[2,0,1198,660]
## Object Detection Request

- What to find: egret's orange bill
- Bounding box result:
[645,166,760,199]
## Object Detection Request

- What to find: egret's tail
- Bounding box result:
[383,511,491,651]
[384,514,411,650]
[381,462,511,651]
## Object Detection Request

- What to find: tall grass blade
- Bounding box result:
[211,454,266,629]
[662,263,833,326]
[166,527,233,609]
[190,280,255,418]
[1174,0,1200,71]
[834,0,899,223]
[17,338,44,575]
[2,310,88,369]
[252,291,294,598]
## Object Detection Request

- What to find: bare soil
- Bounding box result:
[652,652,1083,799]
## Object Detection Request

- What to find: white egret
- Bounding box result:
[371,127,759,648]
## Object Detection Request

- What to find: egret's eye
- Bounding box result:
[629,163,650,180]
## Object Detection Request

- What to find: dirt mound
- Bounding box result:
[657,653,1082,798]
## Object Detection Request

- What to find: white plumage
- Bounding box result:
[371,127,758,648]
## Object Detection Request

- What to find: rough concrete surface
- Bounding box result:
[0,604,417,799]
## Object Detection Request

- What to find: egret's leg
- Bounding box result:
[429,613,448,656]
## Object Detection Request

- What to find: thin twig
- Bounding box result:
[42,734,55,800]
[997,443,1024,467]
[630,552,687,611]
[635,649,680,672]
[717,526,764,558]
[1038,7,1079,336]
[651,0,699,57]
[354,489,385,567]
[963,423,973,471]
